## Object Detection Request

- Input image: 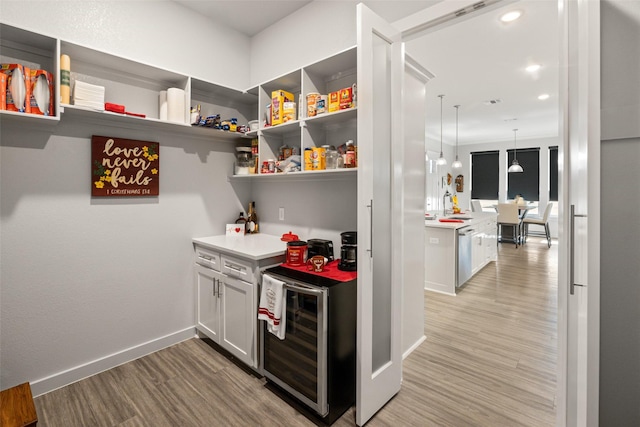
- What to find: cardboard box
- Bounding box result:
[0,73,6,110]
[28,69,55,116]
[283,101,296,123]
[328,91,340,113]
[1,64,31,113]
[339,86,354,110]
[271,89,294,126]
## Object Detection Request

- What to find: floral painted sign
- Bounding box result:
[91,136,159,197]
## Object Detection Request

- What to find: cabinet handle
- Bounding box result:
[218,279,223,297]
[213,278,217,297]
[367,199,373,258]
[225,263,242,272]
[570,204,587,295]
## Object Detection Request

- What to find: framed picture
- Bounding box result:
[91,135,159,197]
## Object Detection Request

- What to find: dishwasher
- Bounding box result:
[457,226,475,287]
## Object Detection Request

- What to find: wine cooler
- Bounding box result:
[260,266,356,425]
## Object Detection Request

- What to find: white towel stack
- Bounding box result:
[73,80,105,111]
[258,274,287,340]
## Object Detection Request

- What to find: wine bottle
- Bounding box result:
[236,212,247,234]
[247,202,259,234]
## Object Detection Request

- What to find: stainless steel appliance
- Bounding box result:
[260,266,356,425]
[457,226,475,286]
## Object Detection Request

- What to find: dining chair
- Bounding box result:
[522,202,553,247]
[471,200,483,212]
[496,203,521,248]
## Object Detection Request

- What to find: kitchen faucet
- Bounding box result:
[443,189,452,216]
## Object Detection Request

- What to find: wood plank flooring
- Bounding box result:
[34,239,557,426]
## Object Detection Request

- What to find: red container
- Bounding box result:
[286,240,307,266]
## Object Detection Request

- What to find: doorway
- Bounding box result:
[401,0,562,423]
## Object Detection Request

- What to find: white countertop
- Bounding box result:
[192,234,287,260]
[424,211,497,230]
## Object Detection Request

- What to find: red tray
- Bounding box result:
[280,259,357,282]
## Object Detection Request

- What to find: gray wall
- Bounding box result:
[600,1,640,424]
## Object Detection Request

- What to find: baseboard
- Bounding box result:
[403,335,426,360]
[30,327,197,397]
[424,282,456,296]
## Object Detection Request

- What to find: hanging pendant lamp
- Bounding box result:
[436,94,447,166]
[508,128,524,173]
[452,104,462,169]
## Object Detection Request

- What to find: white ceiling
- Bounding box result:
[173,0,559,146]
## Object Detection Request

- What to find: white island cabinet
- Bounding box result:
[424,212,497,296]
[192,234,286,370]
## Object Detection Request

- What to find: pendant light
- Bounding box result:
[451,104,462,169]
[436,94,447,166]
[508,128,524,173]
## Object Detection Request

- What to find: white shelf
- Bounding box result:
[260,120,301,136]
[231,168,357,180]
[61,104,252,141]
[303,107,357,126]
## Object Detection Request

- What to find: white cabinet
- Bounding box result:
[193,236,286,370]
[470,217,498,275]
[194,249,257,368]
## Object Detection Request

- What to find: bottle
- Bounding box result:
[345,140,356,168]
[247,202,259,234]
[235,212,247,227]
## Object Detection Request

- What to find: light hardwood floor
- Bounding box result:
[35,238,557,426]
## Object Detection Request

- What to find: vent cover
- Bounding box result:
[483,99,502,105]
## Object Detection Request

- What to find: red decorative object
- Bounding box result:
[280,231,299,242]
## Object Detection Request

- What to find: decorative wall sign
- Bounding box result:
[91,135,159,197]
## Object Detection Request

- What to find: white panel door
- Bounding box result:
[195,264,221,343]
[356,4,404,425]
[220,275,255,368]
[558,0,601,425]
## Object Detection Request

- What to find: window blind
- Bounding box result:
[471,150,499,199]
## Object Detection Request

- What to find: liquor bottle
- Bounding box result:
[236,212,247,234]
[247,202,259,234]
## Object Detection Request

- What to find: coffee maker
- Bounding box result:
[338,231,357,271]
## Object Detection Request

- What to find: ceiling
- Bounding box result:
[173,0,559,146]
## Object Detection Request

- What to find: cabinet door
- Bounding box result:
[471,231,484,275]
[195,264,221,343]
[220,275,255,368]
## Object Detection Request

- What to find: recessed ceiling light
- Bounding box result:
[500,10,522,22]
[538,93,550,100]
[526,64,541,73]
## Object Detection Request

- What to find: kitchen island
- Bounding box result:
[424,211,497,295]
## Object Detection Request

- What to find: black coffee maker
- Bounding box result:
[338,231,357,271]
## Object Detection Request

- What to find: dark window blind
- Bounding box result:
[471,150,499,199]
[549,146,558,201]
[507,148,540,201]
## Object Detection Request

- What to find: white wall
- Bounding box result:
[599,1,640,424]
[0,1,253,394]
[0,0,252,90]
[250,1,357,86]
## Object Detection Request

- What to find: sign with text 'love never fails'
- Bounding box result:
[91,136,159,197]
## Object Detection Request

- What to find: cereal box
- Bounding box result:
[328,91,340,113]
[339,86,354,110]
[271,89,294,126]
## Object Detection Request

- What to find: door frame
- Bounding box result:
[392,0,601,424]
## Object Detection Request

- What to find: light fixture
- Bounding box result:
[436,94,447,166]
[508,128,524,173]
[452,105,462,168]
[500,10,522,22]
[526,64,541,73]
[538,93,550,100]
